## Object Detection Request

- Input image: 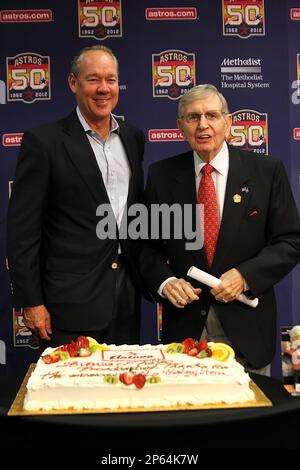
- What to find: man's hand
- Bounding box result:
[162,278,201,308]
[23,304,52,340]
[211,268,245,303]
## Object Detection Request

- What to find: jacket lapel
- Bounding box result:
[62,110,110,204]
[212,149,252,272]
[171,151,208,268]
[118,121,139,207]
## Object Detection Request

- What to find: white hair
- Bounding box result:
[178,84,229,118]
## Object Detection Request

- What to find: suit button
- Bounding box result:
[111,262,118,270]
[200,310,206,316]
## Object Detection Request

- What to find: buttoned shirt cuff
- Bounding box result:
[244,280,250,291]
[243,280,255,299]
[158,277,177,298]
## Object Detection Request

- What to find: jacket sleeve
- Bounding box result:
[6,130,50,307]
[139,165,175,299]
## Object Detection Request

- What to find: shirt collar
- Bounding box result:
[194,141,229,177]
[76,106,120,137]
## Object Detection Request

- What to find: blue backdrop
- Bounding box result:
[1,0,299,378]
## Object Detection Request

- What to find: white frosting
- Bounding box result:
[24,344,255,410]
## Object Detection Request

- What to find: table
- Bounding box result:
[1,372,300,453]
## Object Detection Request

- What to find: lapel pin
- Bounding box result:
[241,186,249,193]
[249,210,258,217]
[233,194,242,203]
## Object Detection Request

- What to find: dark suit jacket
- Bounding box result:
[140,145,300,368]
[7,110,148,331]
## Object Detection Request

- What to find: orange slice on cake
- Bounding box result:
[210,342,235,362]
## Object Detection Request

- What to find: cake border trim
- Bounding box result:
[7,364,272,416]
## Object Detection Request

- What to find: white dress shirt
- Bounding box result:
[158,142,229,296]
[194,141,229,222]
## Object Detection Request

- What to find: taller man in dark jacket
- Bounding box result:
[7,45,146,346]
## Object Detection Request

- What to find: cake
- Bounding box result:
[23,336,255,411]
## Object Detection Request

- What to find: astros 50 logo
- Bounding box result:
[78,0,122,40]
[227,109,268,154]
[152,50,195,100]
[6,52,51,103]
[223,0,265,39]
[13,309,39,349]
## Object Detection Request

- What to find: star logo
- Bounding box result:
[24,87,34,101]
[169,84,180,98]
[240,23,249,36]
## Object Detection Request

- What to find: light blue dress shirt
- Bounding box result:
[77,107,131,252]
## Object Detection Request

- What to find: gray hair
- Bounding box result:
[70,45,119,76]
[178,84,229,118]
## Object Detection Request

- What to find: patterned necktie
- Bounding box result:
[197,164,220,267]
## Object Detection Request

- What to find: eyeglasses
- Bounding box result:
[180,110,228,124]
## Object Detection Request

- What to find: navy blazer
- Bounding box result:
[7,110,147,331]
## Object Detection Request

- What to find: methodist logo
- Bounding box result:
[222,0,265,38]
[6,52,51,103]
[227,109,268,154]
[78,0,122,40]
[152,50,195,100]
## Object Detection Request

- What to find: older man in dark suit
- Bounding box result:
[141,84,300,375]
[7,45,147,346]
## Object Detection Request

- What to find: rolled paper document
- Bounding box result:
[187,266,259,308]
